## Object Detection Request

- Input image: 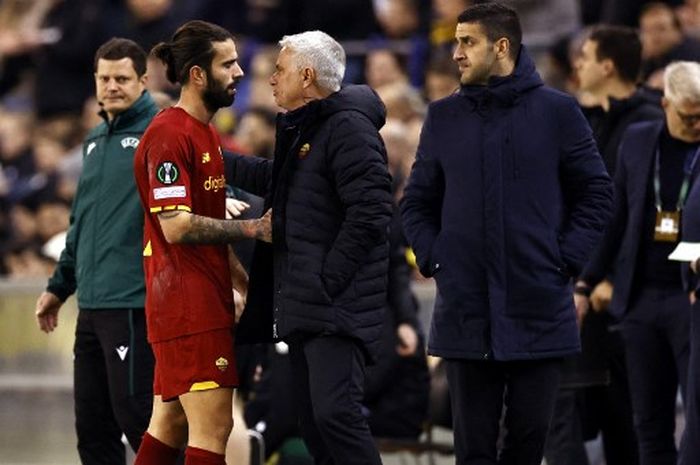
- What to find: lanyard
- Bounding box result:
[654,145,700,212]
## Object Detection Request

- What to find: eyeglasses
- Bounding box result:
[674,107,700,127]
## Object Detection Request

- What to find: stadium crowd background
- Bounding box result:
[3,0,700,278]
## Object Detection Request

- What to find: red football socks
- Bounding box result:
[134,432,181,465]
[185,446,226,465]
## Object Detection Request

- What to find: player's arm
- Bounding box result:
[157,208,272,244]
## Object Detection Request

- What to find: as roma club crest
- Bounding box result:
[298,143,311,159]
[156,161,179,185]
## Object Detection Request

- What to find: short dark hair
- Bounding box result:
[151,20,234,85]
[588,25,642,84]
[94,38,147,77]
[457,2,522,60]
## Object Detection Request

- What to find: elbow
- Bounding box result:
[161,228,184,244]
[158,214,190,244]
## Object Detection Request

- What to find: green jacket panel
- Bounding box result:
[47,92,159,309]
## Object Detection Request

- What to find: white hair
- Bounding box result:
[664,61,700,105]
[279,30,346,92]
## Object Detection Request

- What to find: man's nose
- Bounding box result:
[233,63,244,80]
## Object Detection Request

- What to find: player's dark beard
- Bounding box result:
[202,74,235,113]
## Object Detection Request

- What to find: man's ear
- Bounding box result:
[601,58,615,78]
[189,65,207,87]
[495,37,510,60]
[301,67,316,89]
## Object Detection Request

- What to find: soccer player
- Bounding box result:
[132,20,271,465]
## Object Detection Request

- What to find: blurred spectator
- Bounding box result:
[430,0,470,51]
[196,0,301,44]
[103,0,184,53]
[640,2,700,88]
[576,26,663,171]
[543,31,594,94]
[3,242,54,278]
[0,0,53,97]
[376,81,426,124]
[33,0,110,117]
[299,0,379,40]
[35,200,69,244]
[145,54,179,98]
[678,0,700,36]
[375,0,423,38]
[234,107,277,159]
[487,0,581,50]
[380,119,418,197]
[423,55,460,101]
[365,48,409,89]
[241,46,280,112]
[373,0,431,87]
[8,202,38,246]
[0,109,35,205]
[1,200,55,278]
[583,0,683,27]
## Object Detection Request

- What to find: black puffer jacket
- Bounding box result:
[231,85,393,360]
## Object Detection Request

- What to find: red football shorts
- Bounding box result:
[152,328,238,401]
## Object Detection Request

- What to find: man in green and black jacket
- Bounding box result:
[34,38,160,465]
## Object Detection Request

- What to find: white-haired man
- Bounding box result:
[229,31,392,465]
[580,61,700,465]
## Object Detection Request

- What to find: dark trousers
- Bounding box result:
[545,328,639,465]
[680,299,700,465]
[543,389,589,465]
[287,335,381,465]
[584,330,639,465]
[622,287,690,465]
[445,358,562,465]
[74,309,154,465]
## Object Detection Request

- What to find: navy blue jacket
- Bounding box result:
[400,48,613,361]
[582,120,700,318]
[230,85,393,360]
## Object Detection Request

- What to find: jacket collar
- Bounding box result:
[458,45,543,109]
[99,91,155,130]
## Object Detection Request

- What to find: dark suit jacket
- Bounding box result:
[581,120,699,319]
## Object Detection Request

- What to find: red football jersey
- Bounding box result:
[134,107,233,343]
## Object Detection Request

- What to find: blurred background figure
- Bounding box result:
[640,2,700,88]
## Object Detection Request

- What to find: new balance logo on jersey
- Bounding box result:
[116,346,129,361]
[121,137,139,149]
